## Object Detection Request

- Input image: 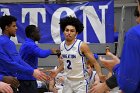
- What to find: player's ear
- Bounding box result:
[5,26,9,30]
[75,32,78,38]
[75,35,77,38]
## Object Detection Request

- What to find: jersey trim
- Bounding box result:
[78,40,84,56]
[64,39,77,51]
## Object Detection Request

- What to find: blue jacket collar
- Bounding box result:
[25,38,35,42]
[1,34,10,39]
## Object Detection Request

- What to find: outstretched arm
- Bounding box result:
[90,75,118,93]
[49,62,64,79]
[99,52,120,71]
[80,42,105,81]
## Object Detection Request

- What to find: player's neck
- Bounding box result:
[65,39,76,46]
[2,31,11,38]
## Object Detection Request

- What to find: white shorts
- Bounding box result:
[62,78,88,93]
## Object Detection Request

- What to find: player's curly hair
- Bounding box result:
[59,16,84,34]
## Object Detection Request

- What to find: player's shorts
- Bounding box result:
[62,77,88,93]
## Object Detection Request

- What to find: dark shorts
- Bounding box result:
[18,80,38,93]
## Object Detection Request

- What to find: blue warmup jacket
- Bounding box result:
[0,75,3,81]
[113,24,140,93]
[18,38,52,80]
[0,35,34,78]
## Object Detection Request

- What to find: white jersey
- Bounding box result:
[60,39,86,79]
[88,71,96,88]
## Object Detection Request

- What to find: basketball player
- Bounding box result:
[51,16,105,93]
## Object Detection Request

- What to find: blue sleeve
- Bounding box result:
[113,27,140,93]
[113,64,120,73]
[32,44,52,58]
[2,41,34,75]
[0,75,3,81]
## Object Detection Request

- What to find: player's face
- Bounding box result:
[64,25,78,42]
[6,22,17,37]
[136,16,140,24]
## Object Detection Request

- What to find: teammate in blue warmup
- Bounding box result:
[18,25,58,93]
[0,15,49,93]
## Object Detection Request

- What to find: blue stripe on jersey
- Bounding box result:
[64,39,77,51]
[85,79,88,93]
[82,56,86,78]
[78,40,84,56]
[78,40,87,81]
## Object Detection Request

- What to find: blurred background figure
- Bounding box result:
[18,25,59,93]
[134,6,140,24]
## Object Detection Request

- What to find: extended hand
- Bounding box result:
[2,76,19,89]
[91,82,109,93]
[99,75,106,82]
[33,69,51,82]
[99,52,120,71]
[51,48,60,55]
[48,70,58,79]
[0,82,13,93]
